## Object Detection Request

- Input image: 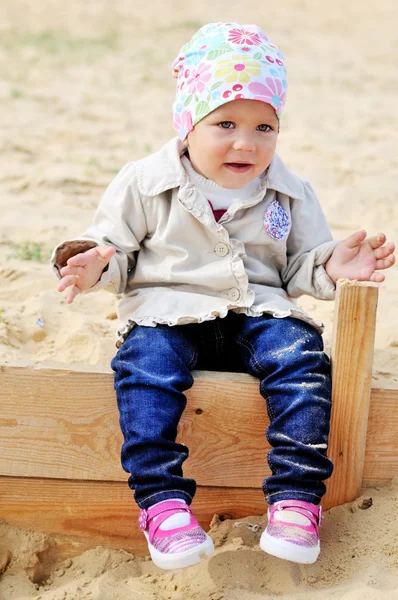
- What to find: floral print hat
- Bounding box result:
[172,22,287,140]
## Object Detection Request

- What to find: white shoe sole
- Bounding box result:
[144,531,214,570]
[260,529,320,564]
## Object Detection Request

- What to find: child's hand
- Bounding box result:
[325,231,395,284]
[57,245,116,304]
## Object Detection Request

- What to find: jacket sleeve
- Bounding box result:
[51,162,147,295]
[281,181,339,300]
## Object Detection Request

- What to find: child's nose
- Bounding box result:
[232,134,255,153]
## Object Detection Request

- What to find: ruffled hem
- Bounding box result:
[116,307,232,347]
[115,305,324,348]
[234,306,324,333]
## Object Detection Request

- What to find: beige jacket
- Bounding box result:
[52,137,338,345]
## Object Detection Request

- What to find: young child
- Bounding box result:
[52,22,395,570]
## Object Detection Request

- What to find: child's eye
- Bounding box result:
[218,121,234,129]
[257,124,272,132]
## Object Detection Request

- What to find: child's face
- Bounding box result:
[185,100,279,189]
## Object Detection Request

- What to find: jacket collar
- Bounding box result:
[136,137,306,201]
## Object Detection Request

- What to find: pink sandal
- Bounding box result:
[260,500,323,564]
[138,500,214,570]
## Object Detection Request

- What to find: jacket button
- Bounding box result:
[228,288,240,301]
[214,242,229,257]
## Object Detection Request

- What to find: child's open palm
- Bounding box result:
[57,245,116,304]
[325,231,395,284]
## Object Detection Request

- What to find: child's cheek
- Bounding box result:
[214,140,228,161]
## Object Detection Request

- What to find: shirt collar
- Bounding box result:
[136,137,306,202]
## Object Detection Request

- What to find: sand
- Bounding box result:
[0,0,397,597]
[1,481,398,599]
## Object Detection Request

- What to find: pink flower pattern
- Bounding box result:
[228,28,262,46]
[248,79,286,109]
[187,63,212,94]
[173,110,193,140]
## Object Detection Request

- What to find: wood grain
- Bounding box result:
[325,279,379,507]
[0,364,271,487]
[363,388,398,485]
[1,359,397,497]
[0,477,266,558]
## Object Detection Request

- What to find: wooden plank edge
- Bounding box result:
[1,469,396,558]
[0,476,267,558]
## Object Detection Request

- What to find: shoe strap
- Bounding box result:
[270,500,323,530]
[138,501,193,541]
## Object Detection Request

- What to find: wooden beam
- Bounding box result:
[1,361,397,496]
[0,361,124,482]
[363,387,398,486]
[324,279,379,507]
[0,363,270,487]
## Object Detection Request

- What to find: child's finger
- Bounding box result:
[367,233,386,249]
[369,271,385,282]
[375,254,396,270]
[374,242,395,260]
[57,274,80,293]
[66,284,81,304]
[344,230,367,248]
[60,264,83,277]
[67,252,91,267]
[96,246,116,258]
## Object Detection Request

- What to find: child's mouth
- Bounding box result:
[224,163,253,173]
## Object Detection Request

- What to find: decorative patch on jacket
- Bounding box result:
[263,199,290,240]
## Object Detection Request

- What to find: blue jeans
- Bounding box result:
[111,313,333,509]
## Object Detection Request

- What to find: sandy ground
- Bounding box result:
[1,482,398,600]
[0,0,397,598]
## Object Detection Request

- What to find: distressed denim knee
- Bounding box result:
[111,324,198,508]
[234,314,333,505]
